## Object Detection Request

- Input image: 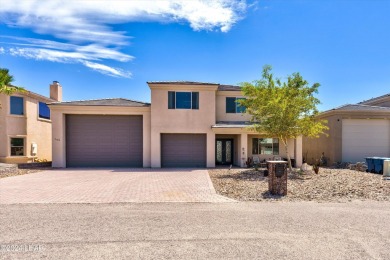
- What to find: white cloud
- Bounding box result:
[9,47,92,63]
[9,47,132,78]
[2,36,133,62]
[0,47,4,54]
[0,0,247,77]
[82,61,132,78]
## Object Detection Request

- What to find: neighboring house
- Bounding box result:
[49,82,303,168]
[303,93,390,165]
[0,81,62,163]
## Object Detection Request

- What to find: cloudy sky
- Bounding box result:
[1,0,389,110]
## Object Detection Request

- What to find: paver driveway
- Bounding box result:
[0,168,234,204]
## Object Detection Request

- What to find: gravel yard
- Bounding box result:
[0,164,49,178]
[209,167,390,202]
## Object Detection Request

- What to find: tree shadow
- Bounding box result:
[215,169,268,182]
[260,190,285,200]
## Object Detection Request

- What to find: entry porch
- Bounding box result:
[212,123,302,168]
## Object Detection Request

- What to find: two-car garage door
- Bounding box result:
[66,115,143,167]
[342,119,390,162]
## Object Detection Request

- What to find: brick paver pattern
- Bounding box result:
[0,169,235,204]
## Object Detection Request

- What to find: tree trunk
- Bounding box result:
[281,137,293,172]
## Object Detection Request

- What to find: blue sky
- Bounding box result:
[0,0,389,111]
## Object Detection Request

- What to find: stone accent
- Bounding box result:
[268,161,288,196]
[18,162,52,169]
[348,162,368,172]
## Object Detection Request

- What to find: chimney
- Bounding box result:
[50,81,62,101]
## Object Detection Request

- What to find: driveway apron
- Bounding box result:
[0,168,235,204]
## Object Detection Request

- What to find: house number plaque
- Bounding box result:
[275,164,285,178]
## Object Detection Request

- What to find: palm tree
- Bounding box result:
[0,68,25,95]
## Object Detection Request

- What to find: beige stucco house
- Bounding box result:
[303,93,390,165]
[0,81,62,163]
[49,82,303,168]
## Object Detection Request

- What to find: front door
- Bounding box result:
[216,139,233,165]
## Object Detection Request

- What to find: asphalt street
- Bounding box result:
[1,201,389,259]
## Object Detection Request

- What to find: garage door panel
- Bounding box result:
[342,119,390,163]
[66,115,143,167]
[161,134,206,168]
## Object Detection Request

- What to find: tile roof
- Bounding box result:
[147,81,219,85]
[358,93,390,104]
[217,85,242,91]
[5,84,55,102]
[324,104,390,113]
[49,98,150,107]
[147,81,242,91]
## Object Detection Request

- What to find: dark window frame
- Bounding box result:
[252,138,279,155]
[10,96,24,115]
[38,102,51,120]
[168,91,199,110]
[226,97,246,113]
[10,137,25,156]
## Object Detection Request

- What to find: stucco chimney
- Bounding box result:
[50,81,62,101]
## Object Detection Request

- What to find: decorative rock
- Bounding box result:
[208,167,390,202]
[301,163,312,171]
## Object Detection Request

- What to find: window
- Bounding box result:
[226,97,246,113]
[39,102,51,120]
[10,96,24,115]
[252,138,279,155]
[10,138,24,156]
[168,91,199,110]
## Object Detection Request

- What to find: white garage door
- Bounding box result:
[342,119,390,162]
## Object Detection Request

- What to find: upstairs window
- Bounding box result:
[39,102,51,120]
[168,91,199,110]
[10,96,24,115]
[252,138,279,155]
[10,138,24,156]
[226,97,246,113]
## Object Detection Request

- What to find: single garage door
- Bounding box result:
[66,115,143,167]
[161,134,206,167]
[342,119,390,162]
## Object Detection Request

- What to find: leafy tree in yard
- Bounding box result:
[239,65,328,171]
[0,68,25,95]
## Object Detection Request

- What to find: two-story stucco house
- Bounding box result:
[0,81,62,163]
[49,82,302,168]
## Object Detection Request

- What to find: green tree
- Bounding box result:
[0,68,25,95]
[240,65,328,171]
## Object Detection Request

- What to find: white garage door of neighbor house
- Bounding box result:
[342,119,390,163]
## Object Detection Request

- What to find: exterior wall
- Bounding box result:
[303,112,390,165]
[49,105,151,168]
[0,94,9,159]
[149,84,217,167]
[216,91,251,122]
[303,115,340,165]
[0,93,52,163]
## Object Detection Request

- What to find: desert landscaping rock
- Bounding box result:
[209,168,390,202]
[0,164,49,179]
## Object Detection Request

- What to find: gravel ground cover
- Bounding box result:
[209,167,390,202]
[0,164,49,178]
